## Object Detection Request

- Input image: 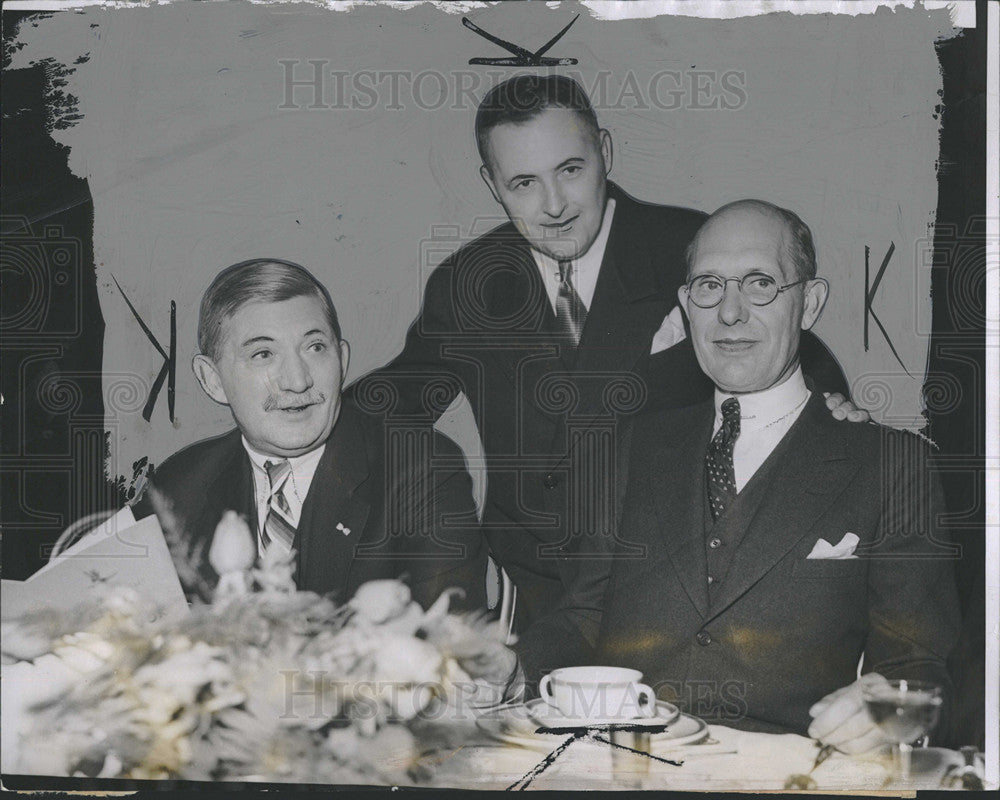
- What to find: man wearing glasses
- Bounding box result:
[363,75,863,631]
[527,200,959,747]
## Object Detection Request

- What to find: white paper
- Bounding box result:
[33,505,136,577]
[1,515,188,622]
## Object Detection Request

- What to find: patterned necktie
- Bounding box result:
[555,260,587,346]
[262,459,296,552]
[706,397,741,521]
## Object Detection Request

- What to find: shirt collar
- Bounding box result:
[530,197,616,305]
[574,196,616,278]
[242,437,326,478]
[714,365,810,435]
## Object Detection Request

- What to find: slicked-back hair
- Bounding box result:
[475,74,601,169]
[685,199,818,282]
[198,258,341,361]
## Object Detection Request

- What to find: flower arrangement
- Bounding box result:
[1,512,511,784]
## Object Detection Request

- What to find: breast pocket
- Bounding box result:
[791,557,867,579]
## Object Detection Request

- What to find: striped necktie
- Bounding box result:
[556,260,587,346]
[262,459,296,552]
[706,397,741,521]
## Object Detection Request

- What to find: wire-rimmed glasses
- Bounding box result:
[683,272,810,309]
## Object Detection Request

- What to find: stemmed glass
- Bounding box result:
[862,679,942,783]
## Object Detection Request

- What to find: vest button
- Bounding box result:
[696,630,713,646]
[543,473,559,489]
[709,537,722,549]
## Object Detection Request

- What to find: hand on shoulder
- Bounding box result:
[824,392,871,423]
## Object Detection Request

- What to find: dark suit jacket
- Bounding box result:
[353,184,849,628]
[132,400,487,611]
[547,392,960,735]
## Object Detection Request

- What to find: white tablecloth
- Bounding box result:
[422,721,969,792]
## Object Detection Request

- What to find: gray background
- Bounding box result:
[9,0,956,480]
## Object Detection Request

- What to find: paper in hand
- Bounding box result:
[1,514,188,622]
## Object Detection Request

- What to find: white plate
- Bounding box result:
[565,713,711,752]
[476,706,710,752]
[525,697,681,729]
[648,713,710,749]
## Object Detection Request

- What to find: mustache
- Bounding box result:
[262,391,327,412]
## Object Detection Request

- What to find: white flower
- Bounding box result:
[53,631,116,675]
[443,656,472,686]
[2,657,81,773]
[4,563,494,782]
[325,725,363,760]
[132,640,232,709]
[208,511,256,576]
[133,685,185,727]
[379,683,435,720]
[202,678,246,713]
[14,729,87,776]
[215,570,253,598]
[422,587,463,623]
[368,635,442,685]
[130,714,196,778]
[378,601,425,635]
[349,580,412,624]
[1,621,53,662]
[253,545,297,593]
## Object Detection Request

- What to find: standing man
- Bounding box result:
[576,201,959,742]
[133,258,487,610]
[358,76,855,628]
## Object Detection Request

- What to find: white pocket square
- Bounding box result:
[806,532,860,560]
[650,306,687,354]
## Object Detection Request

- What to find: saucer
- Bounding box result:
[475,707,709,752]
[647,713,710,749]
[525,697,681,729]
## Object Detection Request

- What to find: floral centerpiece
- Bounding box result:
[1,512,511,784]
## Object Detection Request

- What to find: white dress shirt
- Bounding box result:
[243,438,325,554]
[531,198,616,314]
[713,366,811,492]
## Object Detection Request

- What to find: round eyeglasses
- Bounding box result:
[684,272,809,308]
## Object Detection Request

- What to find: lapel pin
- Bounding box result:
[336,522,351,536]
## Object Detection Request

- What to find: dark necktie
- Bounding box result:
[706,397,741,521]
[262,459,296,551]
[555,260,587,346]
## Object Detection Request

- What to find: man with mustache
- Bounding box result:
[359,75,862,629]
[539,200,959,746]
[132,258,488,610]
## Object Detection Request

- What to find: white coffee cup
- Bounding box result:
[538,666,657,720]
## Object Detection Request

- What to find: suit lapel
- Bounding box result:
[706,395,861,619]
[294,407,372,596]
[573,253,659,412]
[602,184,663,301]
[651,402,714,620]
[196,438,255,589]
[206,437,256,527]
[574,188,670,415]
[487,232,549,337]
[493,190,672,426]
[483,233,573,423]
